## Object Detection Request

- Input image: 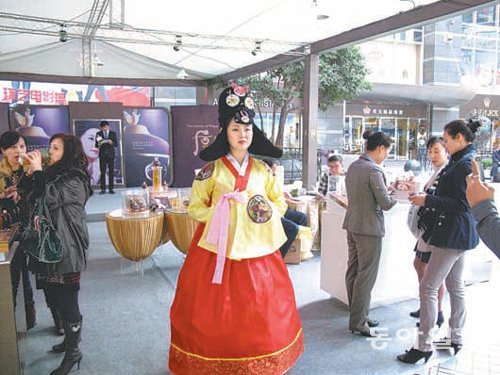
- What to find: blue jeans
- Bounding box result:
[280,209,307,257]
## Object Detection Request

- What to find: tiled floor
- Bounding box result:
[22,189,500,374]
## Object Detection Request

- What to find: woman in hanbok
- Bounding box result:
[169,84,304,374]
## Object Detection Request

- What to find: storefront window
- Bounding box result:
[396,118,409,159]
[380,118,396,158]
[462,12,474,24]
[477,6,496,26]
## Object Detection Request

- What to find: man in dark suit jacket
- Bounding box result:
[95,120,118,194]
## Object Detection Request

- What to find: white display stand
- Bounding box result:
[320,198,496,307]
[320,199,418,307]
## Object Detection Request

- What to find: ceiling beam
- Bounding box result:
[0,72,208,87]
[217,0,496,81]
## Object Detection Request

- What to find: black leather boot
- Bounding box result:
[52,318,83,353]
[50,320,83,374]
[50,307,65,335]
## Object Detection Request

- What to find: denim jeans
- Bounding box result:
[280,209,307,257]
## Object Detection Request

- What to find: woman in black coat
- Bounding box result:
[23,134,92,375]
[398,119,481,364]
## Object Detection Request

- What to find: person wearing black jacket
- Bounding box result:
[94,120,117,194]
[23,134,92,375]
[398,119,481,365]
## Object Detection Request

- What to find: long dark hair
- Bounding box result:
[444,119,482,142]
[44,134,90,184]
[0,130,25,153]
[362,129,392,151]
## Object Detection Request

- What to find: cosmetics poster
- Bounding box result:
[122,107,171,187]
[170,105,219,187]
[73,119,123,187]
[9,105,69,151]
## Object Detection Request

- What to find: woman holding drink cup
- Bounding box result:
[0,130,38,329]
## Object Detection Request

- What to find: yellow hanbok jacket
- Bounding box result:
[188,156,287,260]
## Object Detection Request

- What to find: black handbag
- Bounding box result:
[20,193,63,263]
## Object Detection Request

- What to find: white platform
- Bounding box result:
[320,198,496,307]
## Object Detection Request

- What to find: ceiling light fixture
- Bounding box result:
[311,0,329,21]
[251,41,262,56]
[173,35,182,51]
[59,24,68,42]
[177,68,188,79]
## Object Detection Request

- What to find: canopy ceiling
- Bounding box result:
[0,0,495,85]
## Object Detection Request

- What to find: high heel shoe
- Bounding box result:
[451,343,462,355]
[409,309,420,318]
[397,348,433,364]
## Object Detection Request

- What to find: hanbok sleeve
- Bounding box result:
[188,163,215,223]
[265,170,287,216]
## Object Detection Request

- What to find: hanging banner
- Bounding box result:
[73,119,123,187]
[9,105,69,151]
[122,107,171,187]
[170,105,219,187]
[0,80,150,106]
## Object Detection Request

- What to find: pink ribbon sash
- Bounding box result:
[206,191,245,284]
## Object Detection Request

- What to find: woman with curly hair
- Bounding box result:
[22,134,93,375]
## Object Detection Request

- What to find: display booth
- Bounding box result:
[321,195,496,307]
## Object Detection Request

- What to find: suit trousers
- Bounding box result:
[345,231,382,330]
[99,156,114,191]
[418,245,466,352]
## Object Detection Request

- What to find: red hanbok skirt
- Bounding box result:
[169,225,304,374]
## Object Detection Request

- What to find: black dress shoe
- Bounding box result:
[99,190,106,195]
[397,348,432,364]
[410,309,420,318]
[109,190,115,194]
[367,319,379,328]
[350,325,374,337]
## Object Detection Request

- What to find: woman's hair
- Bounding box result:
[45,134,89,180]
[444,119,482,142]
[0,131,25,153]
[426,136,445,150]
[362,129,392,151]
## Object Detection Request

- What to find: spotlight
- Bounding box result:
[173,35,182,52]
[177,69,188,79]
[251,41,262,56]
[59,24,68,42]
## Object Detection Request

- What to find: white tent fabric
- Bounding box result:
[0,0,490,82]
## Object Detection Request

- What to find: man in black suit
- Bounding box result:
[95,120,118,194]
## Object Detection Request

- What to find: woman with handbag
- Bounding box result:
[398,119,481,365]
[407,136,448,326]
[22,134,92,375]
[0,131,37,329]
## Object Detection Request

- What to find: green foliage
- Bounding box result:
[216,46,371,146]
[318,48,371,111]
[481,158,493,169]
